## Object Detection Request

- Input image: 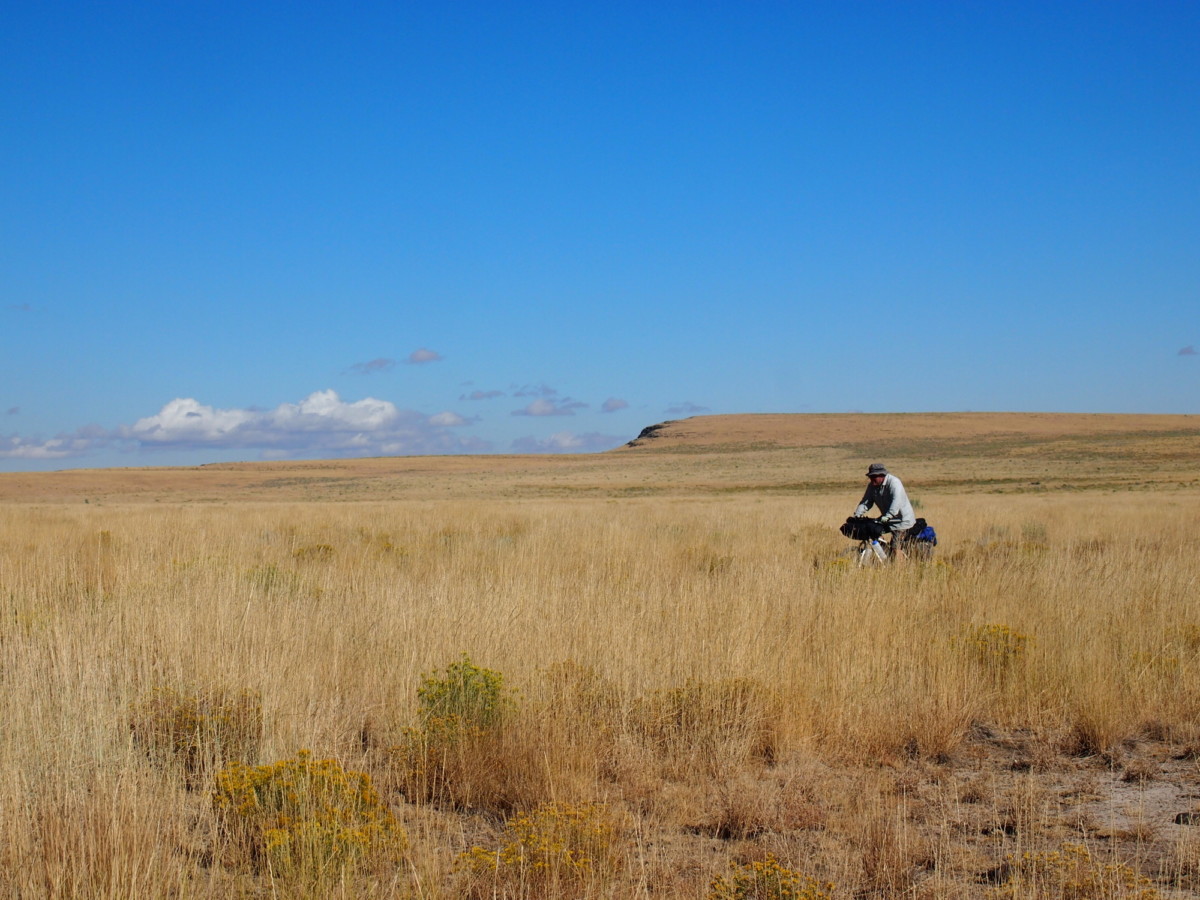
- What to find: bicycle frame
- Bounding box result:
[854,537,891,565]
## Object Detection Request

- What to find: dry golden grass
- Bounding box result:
[1,413,1199,897]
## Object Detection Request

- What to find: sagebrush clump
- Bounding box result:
[992,842,1159,899]
[213,750,407,883]
[460,801,623,898]
[708,855,833,900]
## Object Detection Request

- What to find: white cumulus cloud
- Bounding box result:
[1,391,492,464]
[118,390,486,457]
[127,398,257,444]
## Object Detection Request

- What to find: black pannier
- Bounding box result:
[840,516,888,541]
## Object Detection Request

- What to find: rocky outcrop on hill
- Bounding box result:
[624,420,677,448]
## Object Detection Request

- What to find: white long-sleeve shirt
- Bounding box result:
[854,474,916,530]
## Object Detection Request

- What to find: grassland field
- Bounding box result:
[2,412,1200,899]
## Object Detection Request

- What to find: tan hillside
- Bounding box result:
[1,411,1197,504]
[619,411,1200,450]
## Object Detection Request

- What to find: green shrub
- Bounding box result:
[393,655,526,810]
[417,653,514,729]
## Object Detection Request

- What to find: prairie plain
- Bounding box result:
[2,412,1200,899]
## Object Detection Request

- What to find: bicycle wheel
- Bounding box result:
[910,540,934,561]
[896,537,933,562]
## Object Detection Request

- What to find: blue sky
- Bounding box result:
[2,1,1197,470]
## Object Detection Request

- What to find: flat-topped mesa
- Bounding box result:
[614,412,1200,453]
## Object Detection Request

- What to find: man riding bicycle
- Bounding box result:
[852,463,916,556]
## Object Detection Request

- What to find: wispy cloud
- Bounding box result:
[0,424,108,460]
[406,348,443,364]
[511,397,588,417]
[510,431,624,453]
[665,401,709,415]
[1,434,79,460]
[601,398,629,413]
[347,357,396,375]
[428,411,473,427]
[1180,345,1197,356]
[460,389,505,401]
[511,383,558,398]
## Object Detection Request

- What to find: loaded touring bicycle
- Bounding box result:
[840,516,938,566]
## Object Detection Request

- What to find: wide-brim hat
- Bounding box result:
[866,463,888,477]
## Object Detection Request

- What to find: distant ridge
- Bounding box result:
[617,412,1200,451]
[2,411,1196,505]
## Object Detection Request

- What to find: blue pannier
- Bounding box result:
[914,525,937,545]
[904,518,938,546]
